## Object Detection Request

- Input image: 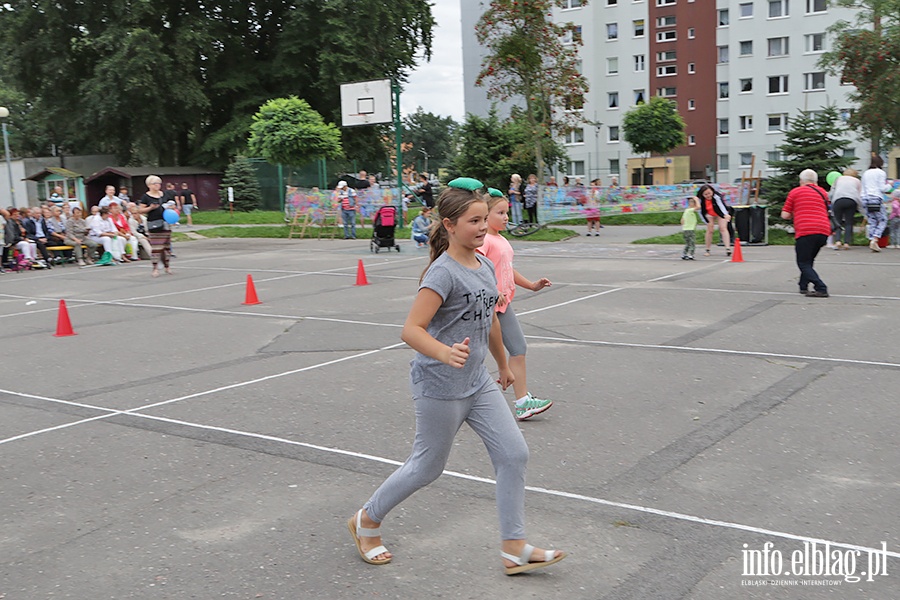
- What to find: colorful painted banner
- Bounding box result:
[285,186,399,223]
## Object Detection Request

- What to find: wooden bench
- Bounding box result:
[46,245,88,265]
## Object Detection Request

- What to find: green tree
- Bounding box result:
[475,0,589,183]
[248,97,343,170]
[403,107,457,173]
[449,107,566,191]
[219,156,263,212]
[621,96,686,184]
[820,0,900,151]
[0,0,434,167]
[765,107,855,220]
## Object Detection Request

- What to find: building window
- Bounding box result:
[657,50,677,62]
[688,134,696,145]
[804,71,826,91]
[688,28,696,39]
[608,126,620,142]
[740,78,753,92]
[634,89,645,104]
[688,99,696,110]
[769,0,788,18]
[657,64,677,76]
[718,118,729,135]
[609,159,620,175]
[567,161,586,176]
[740,152,754,166]
[657,86,677,97]
[768,37,789,57]
[805,33,825,53]
[635,54,646,71]
[563,0,583,7]
[718,9,729,26]
[718,154,730,171]
[657,30,677,42]
[688,62,696,73]
[839,107,852,122]
[607,23,619,40]
[739,115,753,130]
[767,113,788,131]
[766,150,782,167]
[563,25,583,44]
[607,57,619,74]
[739,2,753,17]
[807,0,826,12]
[718,46,730,63]
[768,75,788,94]
[656,15,676,26]
[565,128,585,144]
[656,0,676,5]
[718,82,729,99]
[607,0,617,5]
[740,40,753,56]
[634,19,645,36]
[608,92,619,108]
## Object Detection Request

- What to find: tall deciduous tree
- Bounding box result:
[474,0,589,183]
[248,97,343,168]
[621,96,686,184]
[820,0,900,151]
[765,106,855,220]
[0,0,434,167]
[402,108,457,173]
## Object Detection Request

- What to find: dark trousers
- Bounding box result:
[525,205,538,224]
[832,197,857,246]
[795,234,827,293]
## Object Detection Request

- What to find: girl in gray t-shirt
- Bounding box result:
[347,182,566,575]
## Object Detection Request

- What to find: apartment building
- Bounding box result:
[460,0,870,184]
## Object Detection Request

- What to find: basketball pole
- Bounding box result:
[392,79,405,226]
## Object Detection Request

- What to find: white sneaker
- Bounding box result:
[870,239,881,252]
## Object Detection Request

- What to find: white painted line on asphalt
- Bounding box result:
[0,341,408,447]
[524,334,900,368]
[51,407,900,561]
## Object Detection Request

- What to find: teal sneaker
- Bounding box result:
[515,393,553,421]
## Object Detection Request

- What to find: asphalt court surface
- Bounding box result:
[2,229,899,599]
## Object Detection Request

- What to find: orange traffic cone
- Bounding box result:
[355,259,369,286]
[243,274,262,305]
[54,299,77,337]
[731,236,744,263]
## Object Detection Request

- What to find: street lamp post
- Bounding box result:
[0,107,14,206]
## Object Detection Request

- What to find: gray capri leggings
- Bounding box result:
[497,306,528,357]
[363,378,530,540]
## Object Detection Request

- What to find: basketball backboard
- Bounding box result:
[340,79,393,127]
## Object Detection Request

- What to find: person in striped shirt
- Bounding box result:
[781,169,833,298]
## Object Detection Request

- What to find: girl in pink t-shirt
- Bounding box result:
[477,188,554,421]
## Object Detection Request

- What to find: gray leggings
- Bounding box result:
[497,306,528,357]
[364,379,530,540]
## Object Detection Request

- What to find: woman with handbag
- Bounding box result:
[137,175,172,277]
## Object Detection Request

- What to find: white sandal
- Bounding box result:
[501,543,566,575]
[347,510,391,565]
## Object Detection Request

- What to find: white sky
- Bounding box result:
[400,0,465,122]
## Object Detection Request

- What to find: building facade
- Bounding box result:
[461,0,870,185]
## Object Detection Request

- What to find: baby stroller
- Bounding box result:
[370,205,401,253]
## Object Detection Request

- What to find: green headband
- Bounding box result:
[448,177,484,191]
[487,188,504,197]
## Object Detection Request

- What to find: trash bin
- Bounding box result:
[733,205,767,244]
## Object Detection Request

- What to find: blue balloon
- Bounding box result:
[163,209,180,224]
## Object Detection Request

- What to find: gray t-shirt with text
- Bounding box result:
[410,252,499,399]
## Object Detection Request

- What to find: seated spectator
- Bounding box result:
[88,207,126,262]
[3,208,36,267]
[22,206,54,268]
[64,206,100,266]
[411,206,433,247]
[98,185,122,209]
[109,202,139,261]
[86,205,101,228]
[127,202,153,259]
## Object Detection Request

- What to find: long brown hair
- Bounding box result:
[420,187,486,281]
